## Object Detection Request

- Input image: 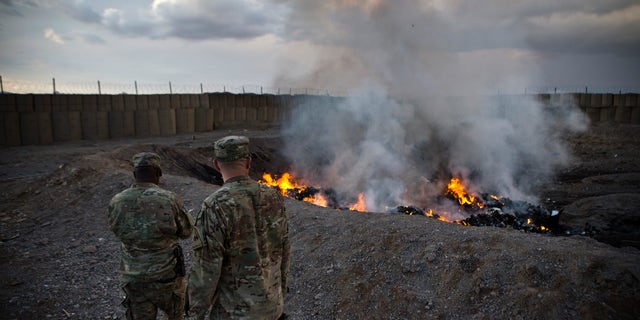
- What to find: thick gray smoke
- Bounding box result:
[276,1,588,214]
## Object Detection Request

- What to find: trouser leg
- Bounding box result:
[122,283,158,320]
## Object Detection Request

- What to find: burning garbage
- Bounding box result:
[261,172,580,236]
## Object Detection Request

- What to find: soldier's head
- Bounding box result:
[212,135,251,180]
[132,152,162,184]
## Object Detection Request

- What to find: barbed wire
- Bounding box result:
[0,77,350,96]
[0,77,637,95]
[524,85,640,95]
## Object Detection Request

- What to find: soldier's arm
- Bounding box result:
[187,202,227,317]
[174,195,194,239]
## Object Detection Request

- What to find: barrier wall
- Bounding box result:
[0,92,638,146]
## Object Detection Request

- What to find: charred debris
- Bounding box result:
[281,187,595,237]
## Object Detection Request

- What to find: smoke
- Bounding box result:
[277,0,588,213]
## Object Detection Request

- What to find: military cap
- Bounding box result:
[214,135,250,162]
[132,152,162,169]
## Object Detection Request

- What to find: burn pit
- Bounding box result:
[260,171,592,237]
[171,136,594,238]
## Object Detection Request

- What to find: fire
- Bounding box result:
[262,172,299,196]
[426,209,450,222]
[349,193,367,212]
[261,172,330,208]
[261,172,554,234]
[446,177,484,208]
[304,193,328,207]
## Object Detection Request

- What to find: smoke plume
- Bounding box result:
[276,1,588,214]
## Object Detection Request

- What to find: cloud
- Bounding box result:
[64,0,286,40]
[272,0,640,55]
[75,32,106,44]
[524,4,640,55]
[149,0,285,39]
[44,27,65,44]
[0,0,24,17]
[64,0,102,23]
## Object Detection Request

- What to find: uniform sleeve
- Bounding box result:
[187,200,229,317]
[173,195,194,239]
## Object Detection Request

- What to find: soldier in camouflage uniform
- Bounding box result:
[108,152,194,320]
[187,136,290,319]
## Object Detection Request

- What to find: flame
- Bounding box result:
[446,177,484,208]
[425,208,450,222]
[261,172,330,208]
[262,172,300,196]
[262,172,551,233]
[304,193,329,207]
[349,193,367,212]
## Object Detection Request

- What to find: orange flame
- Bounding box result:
[425,208,451,222]
[261,172,329,208]
[349,193,367,212]
[304,193,329,208]
[446,177,484,208]
[262,172,300,196]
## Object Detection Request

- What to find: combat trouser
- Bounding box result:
[122,276,186,320]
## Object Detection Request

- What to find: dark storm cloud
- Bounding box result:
[271,0,640,57]
[66,0,285,40]
[151,0,284,40]
[523,4,640,56]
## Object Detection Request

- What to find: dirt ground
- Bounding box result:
[0,123,639,319]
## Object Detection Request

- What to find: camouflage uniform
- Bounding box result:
[108,152,194,320]
[187,136,291,319]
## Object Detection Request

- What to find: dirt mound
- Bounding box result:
[0,126,639,319]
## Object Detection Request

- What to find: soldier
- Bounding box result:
[108,152,194,320]
[187,136,290,319]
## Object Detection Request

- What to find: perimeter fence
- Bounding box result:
[0,76,638,95]
[0,77,348,96]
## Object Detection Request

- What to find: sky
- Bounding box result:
[0,0,639,94]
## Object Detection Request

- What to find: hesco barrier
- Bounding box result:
[0,92,638,146]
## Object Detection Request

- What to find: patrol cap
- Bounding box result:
[214,135,250,162]
[132,152,162,169]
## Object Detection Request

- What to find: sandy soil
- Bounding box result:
[0,124,639,319]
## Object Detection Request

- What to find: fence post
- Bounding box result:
[242,86,245,94]
[169,81,172,95]
[0,75,3,93]
[98,80,102,95]
[200,83,203,94]
[135,81,138,95]
[53,78,56,94]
